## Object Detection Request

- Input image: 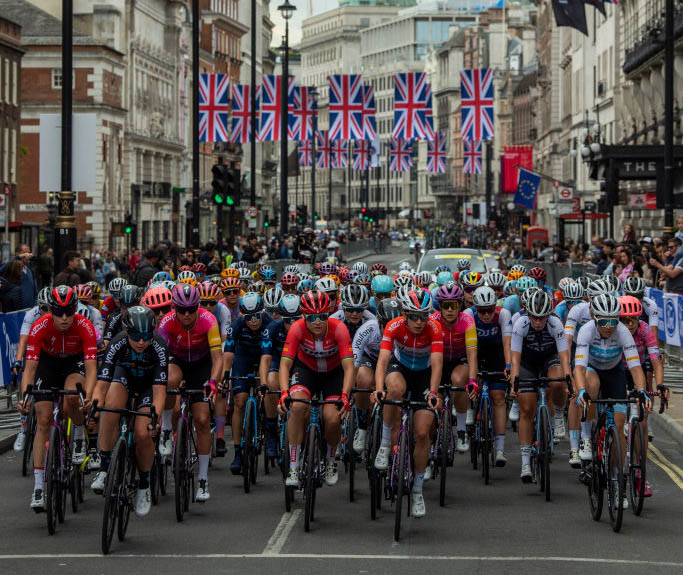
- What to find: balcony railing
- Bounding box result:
[623,5,683,75]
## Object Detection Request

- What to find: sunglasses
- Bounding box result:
[283,286,298,292]
[129,331,154,342]
[344,306,365,313]
[405,312,429,323]
[305,313,329,323]
[244,312,262,321]
[463,286,477,293]
[154,306,172,316]
[440,301,460,311]
[51,306,77,318]
[596,318,619,328]
[223,289,240,296]
[477,306,496,315]
[284,315,302,324]
[528,314,550,321]
[176,306,198,316]
[202,300,218,306]
[566,299,582,307]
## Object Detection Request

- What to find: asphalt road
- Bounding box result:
[2,246,682,573]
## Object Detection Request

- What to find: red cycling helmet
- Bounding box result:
[141,286,173,310]
[50,285,78,309]
[338,268,350,284]
[281,272,299,287]
[529,267,547,282]
[371,263,388,275]
[193,262,207,275]
[299,290,330,315]
[198,281,221,301]
[179,265,192,273]
[76,284,92,301]
[619,295,643,317]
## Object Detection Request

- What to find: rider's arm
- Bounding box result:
[374,349,391,393]
[573,322,592,394]
[620,325,647,394]
[279,358,292,393]
[464,317,478,382]
[430,352,443,394]
[15,334,28,365]
[259,354,272,388]
[222,320,237,374]
[508,315,527,384]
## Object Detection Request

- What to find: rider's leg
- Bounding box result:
[382,372,407,447]
[286,388,311,471]
[98,381,127,473]
[322,403,342,464]
[491,388,506,454]
[355,366,374,430]
[192,402,212,481]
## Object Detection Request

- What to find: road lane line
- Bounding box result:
[649,444,683,478]
[261,510,301,556]
[648,450,683,490]
[0,554,681,567]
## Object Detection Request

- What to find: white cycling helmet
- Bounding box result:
[340,284,369,308]
[557,277,574,291]
[263,286,284,310]
[351,261,369,275]
[315,277,338,294]
[239,268,252,280]
[472,286,497,308]
[623,276,646,296]
[520,286,540,309]
[393,275,414,290]
[417,270,433,287]
[398,262,413,272]
[486,271,507,289]
[604,275,622,295]
[77,302,91,320]
[587,279,611,298]
[283,264,300,275]
[527,290,553,317]
[562,281,584,300]
[590,293,621,318]
[396,286,432,313]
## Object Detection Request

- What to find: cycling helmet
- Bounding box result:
[590,293,621,318]
[460,271,484,289]
[172,283,200,308]
[220,277,241,292]
[141,286,173,310]
[354,273,371,288]
[38,287,51,307]
[472,286,497,308]
[50,285,77,309]
[341,284,370,308]
[281,272,299,287]
[520,286,540,309]
[263,286,285,310]
[191,263,206,276]
[297,278,315,292]
[315,277,338,295]
[300,290,330,315]
[86,281,101,297]
[240,291,264,314]
[557,277,574,291]
[587,279,611,298]
[436,281,463,303]
[577,276,591,291]
[503,280,516,297]
[527,290,553,317]
[510,264,527,275]
[619,295,642,317]
[371,263,388,275]
[528,267,547,282]
[457,258,471,271]
[352,262,369,275]
[562,281,584,301]
[399,262,413,272]
[416,271,433,288]
[198,281,221,301]
[434,264,451,274]
[179,265,192,273]
[76,284,92,301]
[236,261,249,269]
[77,302,90,319]
[122,305,156,334]
[396,286,433,313]
[159,280,175,292]
[320,262,337,276]
[516,276,538,292]
[436,271,453,286]
[623,276,646,296]
[507,269,524,282]
[152,271,173,283]
[393,274,414,291]
[397,269,413,278]
[371,275,393,294]
[261,268,277,282]
[486,271,507,289]
[257,262,273,275]
[108,277,127,297]
[238,268,252,281]
[278,294,301,318]
[604,275,621,295]
[119,285,141,307]
[377,298,402,325]
[207,275,222,286]
[338,268,351,284]
[283,264,300,274]
[177,270,197,285]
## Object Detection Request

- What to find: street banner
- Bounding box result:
[552,0,588,36]
[502,146,533,193]
[514,168,541,210]
[0,309,26,388]
[645,287,683,347]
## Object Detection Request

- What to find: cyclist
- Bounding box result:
[281,272,300,296]
[459,271,484,309]
[352,261,369,275]
[528,267,554,297]
[370,274,393,314]
[264,286,284,320]
[464,286,513,465]
[223,292,272,473]
[193,262,207,282]
[199,281,231,342]
[453,258,471,282]
[18,286,98,510]
[485,271,507,304]
[623,277,659,340]
[372,286,443,518]
[431,281,478,453]
[103,285,140,347]
[278,290,354,488]
[101,277,127,319]
[331,284,374,339]
[90,307,167,517]
[76,284,104,336]
[86,281,102,310]
[156,284,223,501]
[315,277,340,313]
[554,280,583,325]
[220,277,242,318]
[504,276,537,317]
[510,290,572,483]
[140,285,173,324]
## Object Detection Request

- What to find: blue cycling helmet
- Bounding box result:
[239,292,264,314]
[435,264,451,274]
[503,280,516,296]
[516,276,538,292]
[371,274,393,294]
[436,271,453,286]
[261,268,277,281]
[297,278,315,292]
[152,271,173,283]
[119,285,141,307]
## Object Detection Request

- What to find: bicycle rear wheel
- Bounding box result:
[628,420,646,516]
[368,409,382,519]
[22,406,36,477]
[117,450,135,541]
[439,409,450,506]
[347,409,357,503]
[150,450,160,505]
[468,422,477,470]
[174,419,188,522]
[394,429,408,542]
[45,426,60,535]
[539,408,551,501]
[606,427,625,532]
[101,438,125,554]
[304,426,318,532]
[242,402,254,493]
[480,398,490,485]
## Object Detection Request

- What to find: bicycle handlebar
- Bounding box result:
[579,390,646,422]
[284,397,343,409]
[514,375,573,396]
[87,400,158,429]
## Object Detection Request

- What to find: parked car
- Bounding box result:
[417,248,488,274]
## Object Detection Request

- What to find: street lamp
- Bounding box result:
[278,0,295,235]
[309,85,319,228]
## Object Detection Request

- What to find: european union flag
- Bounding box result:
[514,168,540,210]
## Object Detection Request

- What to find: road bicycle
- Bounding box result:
[432,384,459,506]
[365,401,384,519]
[341,387,372,503]
[476,371,508,485]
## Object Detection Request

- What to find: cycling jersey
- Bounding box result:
[103,310,123,342]
[464,306,513,349]
[20,306,44,336]
[26,314,98,361]
[211,301,232,336]
[99,332,168,385]
[554,300,569,324]
[100,295,117,319]
[565,301,592,339]
[624,320,660,368]
[429,311,476,361]
[281,317,354,372]
[511,315,567,369]
[352,319,382,367]
[261,318,288,370]
[511,309,526,325]
[330,308,375,339]
[503,294,521,316]
[224,313,272,360]
[574,321,640,371]
[157,308,221,363]
[641,296,658,330]
[380,316,443,371]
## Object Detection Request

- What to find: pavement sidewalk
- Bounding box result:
[651,381,683,447]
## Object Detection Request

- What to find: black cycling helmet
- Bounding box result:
[122,305,156,334]
[119,285,141,307]
[376,298,402,326]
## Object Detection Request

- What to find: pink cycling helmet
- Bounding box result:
[436,281,463,303]
[172,283,200,308]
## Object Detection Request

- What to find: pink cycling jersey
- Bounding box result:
[157,308,221,363]
[623,319,660,368]
[429,311,477,361]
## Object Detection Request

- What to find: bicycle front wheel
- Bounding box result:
[347,409,357,503]
[45,426,60,535]
[304,426,318,532]
[174,419,188,522]
[439,409,450,506]
[628,420,646,516]
[22,406,36,477]
[394,429,408,542]
[243,402,254,493]
[539,407,551,501]
[480,398,490,485]
[606,426,625,532]
[117,450,135,541]
[101,438,125,554]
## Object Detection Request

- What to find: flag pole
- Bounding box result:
[191,0,200,248]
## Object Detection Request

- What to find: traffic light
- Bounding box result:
[296,205,308,225]
[264,212,270,227]
[124,213,135,235]
[466,208,472,216]
[472,204,480,218]
[212,162,230,205]
[361,207,368,221]
[226,167,240,206]
[424,211,432,219]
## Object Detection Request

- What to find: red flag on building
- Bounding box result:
[502,146,533,193]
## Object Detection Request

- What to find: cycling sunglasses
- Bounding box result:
[405,312,429,323]
[344,306,365,313]
[51,306,77,318]
[463,286,477,293]
[305,312,329,323]
[244,312,262,321]
[284,315,303,324]
[528,313,550,321]
[153,306,172,316]
[223,289,240,296]
[477,306,496,315]
[596,318,619,328]
[440,301,460,311]
[202,300,218,306]
[176,305,198,316]
[129,331,154,342]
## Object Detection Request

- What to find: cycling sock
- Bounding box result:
[520,445,531,466]
[570,430,580,450]
[198,454,209,481]
[100,450,112,472]
[265,418,278,437]
[34,467,44,491]
[289,444,301,470]
[380,423,393,447]
[357,409,368,430]
[161,409,173,432]
[20,414,27,431]
[412,471,425,494]
[495,434,505,453]
[88,432,98,451]
[456,412,466,432]
[215,416,226,439]
[73,425,85,441]
[138,470,150,489]
[327,443,336,461]
[580,421,592,439]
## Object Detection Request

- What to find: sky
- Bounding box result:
[269,0,339,47]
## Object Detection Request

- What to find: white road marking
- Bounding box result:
[261,509,301,556]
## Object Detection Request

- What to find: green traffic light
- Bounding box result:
[125,226,132,234]
[369,218,374,222]
[214,193,224,204]
[226,196,235,206]
[264,220,269,227]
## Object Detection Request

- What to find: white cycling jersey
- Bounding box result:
[511,314,568,357]
[641,296,658,329]
[565,301,592,339]
[20,306,44,336]
[351,318,382,367]
[574,320,640,371]
[213,301,232,336]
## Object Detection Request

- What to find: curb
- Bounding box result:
[0,431,18,455]
[650,410,683,447]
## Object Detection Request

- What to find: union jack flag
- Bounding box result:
[463,140,482,174]
[298,140,312,167]
[316,130,331,169]
[460,68,494,141]
[426,131,447,174]
[390,138,413,172]
[288,86,316,141]
[392,72,434,141]
[259,74,295,142]
[353,140,371,171]
[230,84,260,143]
[362,85,377,141]
[198,73,230,142]
[331,139,348,169]
[328,74,364,141]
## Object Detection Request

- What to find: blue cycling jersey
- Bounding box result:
[554,300,569,324]
[224,313,272,360]
[503,294,521,316]
[261,318,287,368]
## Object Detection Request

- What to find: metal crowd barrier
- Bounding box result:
[519,260,599,289]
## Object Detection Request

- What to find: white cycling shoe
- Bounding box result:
[72,439,87,465]
[196,479,210,502]
[569,449,581,468]
[159,430,173,457]
[13,432,26,452]
[324,462,339,486]
[520,463,533,483]
[456,431,469,453]
[424,461,433,481]
[509,401,520,422]
[374,445,390,470]
[554,416,566,441]
[285,468,300,488]
[134,488,151,517]
[91,471,108,494]
[353,429,366,454]
[30,489,44,511]
[410,492,426,518]
[579,438,593,461]
[495,451,507,467]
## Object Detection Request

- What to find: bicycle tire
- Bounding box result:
[304,425,318,532]
[368,410,382,520]
[243,402,254,493]
[150,451,160,505]
[101,438,125,554]
[280,417,289,480]
[540,407,551,501]
[70,464,80,514]
[174,419,188,522]
[22,407,36,477]
[468,423,478,470]
[263,412,270,476]
[117,450,135,541]
[394,429,408,542]
[629,420,646,516]
[481,398,490,485]
[348,409,357,503]
[160,453,168,496]
[45,426,60,535]
[606,426,625,532]
[439,409,450,506]
[588,445,604,521]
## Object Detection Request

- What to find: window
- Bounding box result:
[360,17,370,28]
[52,68,62,89]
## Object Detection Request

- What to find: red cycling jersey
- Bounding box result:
[26,314,98,362]
[380,316,443,371]
[100,295,117,319]
[281,317,353,372]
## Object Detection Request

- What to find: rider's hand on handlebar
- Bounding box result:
[371,390,384,405]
